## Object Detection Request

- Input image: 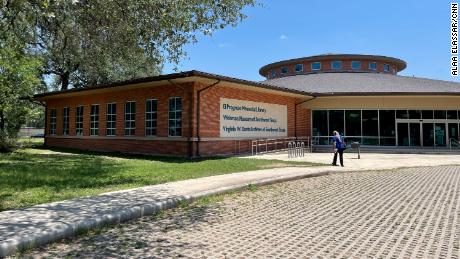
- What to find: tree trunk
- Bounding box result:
[61,71,70,90]
[0,110,5,131]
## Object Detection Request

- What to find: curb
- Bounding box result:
[0,170,331,257]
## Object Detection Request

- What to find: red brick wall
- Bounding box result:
[44,80,311,157]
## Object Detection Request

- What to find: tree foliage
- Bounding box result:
[0,42,42,151]
[2,0,257,90]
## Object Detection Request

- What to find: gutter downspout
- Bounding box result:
[294,96,316,138]
[196,79,221,157]
[167,79,194,159]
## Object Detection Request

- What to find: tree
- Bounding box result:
[0,42,42,151]
[2,0,257,90]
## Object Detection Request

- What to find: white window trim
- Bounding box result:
[145,99,158,136]
[331,60,343,70]
[49,108,57,135]
[124,101,136,136]
[90,104,100,136]
[62,107,69,135]
[106,102,117,136]
[75,105,84,136]
[311,62,321,71]
[351,60,361,70]
[168,97,182,137]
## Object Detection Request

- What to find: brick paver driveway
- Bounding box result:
[25,166,460,258]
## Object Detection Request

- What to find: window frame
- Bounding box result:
[124,101,136,136]
[311,62,321,71]
[383,63,390,72]
[168,97,182,137]
[106,102,117,136]
[351,61,361,70]
[294,64,303,73]
[49,108,57,135]
[331,60,343,70]
[280,66,288,75]
[75,106,84,136]
[90,104,99,136]
[62,107,69,135]
[368,61,377,70]
[145,99,158,136]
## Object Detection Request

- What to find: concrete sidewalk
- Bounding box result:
[0,165,340,257]
[1,152,459,257]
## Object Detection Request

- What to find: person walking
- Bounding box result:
[331,131,346,167]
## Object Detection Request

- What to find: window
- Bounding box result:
[168,97,182,136]
[280,66,288,74]
[362,110,379,145]
[62,107,69,135]
[75,106,84,135]
[396,110,409,119]
[270,70,277,78]
[311,62,321,71]
[124,101,136,136]
[379,110,396,146]
[345,110,361,136]
[49,109,57,135]
[106,103,116,136]
[368,62,377,70]
[422,110,433,119]
[351,61,361,70]
[434,110,447,119]
[331,61,343,70]
[328,110,344,136]
[90,105,99,136]
[447,110,458,120]
[145,99,158,136]
[295,64,303,73]
[408,110,422,119]
[383,64,390,72]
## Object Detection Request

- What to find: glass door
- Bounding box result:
[409,123,421,146]
[397,123,409,146]
[422,123,434,147]
[448,123,459,141]
[434,123,446,147]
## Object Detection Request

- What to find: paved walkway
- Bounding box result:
[22,166,460,258]
[1,153,460,257]
[246,152,460,170]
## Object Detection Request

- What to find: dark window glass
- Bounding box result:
[447,110,458,120]
[362,110,378,136]
[311,62,321,70]
[368,62,377,70]
[271,71,276,78]
[124,101,136,136]
[62,107,69,135]
[396,110,408,119]
[312,110,328,136]
[295,64,303,72]
[380,110,395,136]
[351,61,361,70]
[106,103,116,136]
[345,110,361,136]
[408,110,422,119]
[422,110,433,119]
[145,99,158,136]
[383,64,390,72]
[90,105,99,136]
[331,61,342,70]
[448,123,459,141]
[397,123,409,146]
[434,110,447,119]
[75,106,84,135]
[49,109,57,135]
[280,66,288,74]
[168,97,182,136]
[329,110,344,135]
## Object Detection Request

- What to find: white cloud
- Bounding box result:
[280,34,288,40]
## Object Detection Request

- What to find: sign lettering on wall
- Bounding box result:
[220,98,288,138]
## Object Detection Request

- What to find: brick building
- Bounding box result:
[35,54,460,156]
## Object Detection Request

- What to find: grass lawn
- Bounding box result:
[0,139,322,211]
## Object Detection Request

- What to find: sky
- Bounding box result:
[163,0,457,82]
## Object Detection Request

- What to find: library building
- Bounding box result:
[34,54,460,157]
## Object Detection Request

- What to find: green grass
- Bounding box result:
[0,140,321,211]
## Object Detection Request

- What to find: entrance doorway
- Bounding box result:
[397,121,449,147]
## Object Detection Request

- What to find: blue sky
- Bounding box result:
[163,0,456,82]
